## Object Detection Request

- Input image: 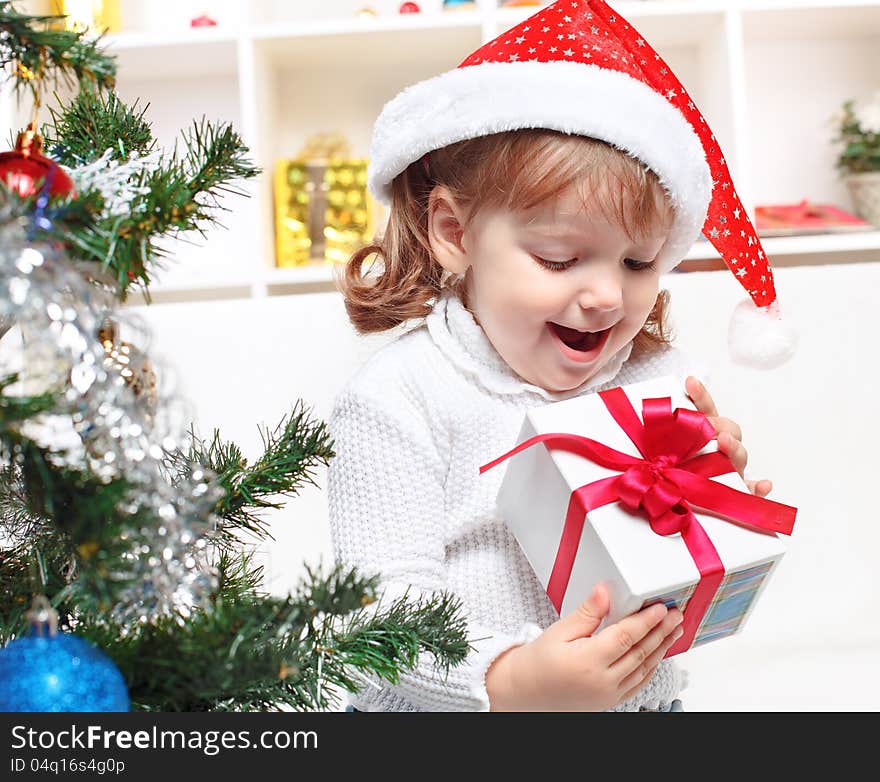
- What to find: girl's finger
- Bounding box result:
[685,376,718,418]
[746,478,773,498]
[718,431,748,476]
[608,608,683,680]
[592,602,669,666]
[617,626,684,703]
[707,415,743,443]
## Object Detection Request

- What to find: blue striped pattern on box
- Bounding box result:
[640,559,775,646]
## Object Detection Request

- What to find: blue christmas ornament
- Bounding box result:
[0,597,129,712]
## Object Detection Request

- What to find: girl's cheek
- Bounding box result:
[508,264,549,297]
[518,277,562,310]
[627,278,660,312]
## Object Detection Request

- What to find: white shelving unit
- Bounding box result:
[2,0,879,303]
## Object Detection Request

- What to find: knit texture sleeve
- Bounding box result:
[326,388,543,711]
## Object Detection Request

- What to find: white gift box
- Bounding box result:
[493,375,791,654]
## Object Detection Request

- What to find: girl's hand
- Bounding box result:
[685,375,773,498]
[486,584,683,712]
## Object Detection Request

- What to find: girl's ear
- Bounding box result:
[427,185,470,275]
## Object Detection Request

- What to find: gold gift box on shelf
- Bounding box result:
[50,1,121,32]
[274,133,376,267]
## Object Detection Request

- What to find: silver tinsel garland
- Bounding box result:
[0,214,222,624]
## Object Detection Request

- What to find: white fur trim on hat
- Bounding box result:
[728,298,798,369]
[368,60,713,272]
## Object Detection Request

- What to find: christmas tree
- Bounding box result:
[0,1,469,712]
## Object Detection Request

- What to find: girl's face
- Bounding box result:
[455,185,669,394]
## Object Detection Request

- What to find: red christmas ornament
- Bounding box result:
[399,2,420,12]
[0,125,75,199]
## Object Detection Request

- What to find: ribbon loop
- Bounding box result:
[649,505,691,537]
[641,397,717,464]
[642,476,683,519]
[616,465,653,510]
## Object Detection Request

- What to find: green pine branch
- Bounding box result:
[33,92,260,296]
[42,88,153,166]
[182,119,261,203]
[170,402,335,543]
[0,374,56,426]
[11,434,132,546]
[0,463,35,539]
[296,561,382,618]
[214,546,267,602]
[0,426,149,625]
[105,115,261,294]
[0,515,78,646]
[68,563,471,712]
[328,588,472,687]
[0,462,58,642]
[0,0,116,98]
[1,87,260,298]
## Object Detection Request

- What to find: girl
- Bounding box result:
[327,0,779,712]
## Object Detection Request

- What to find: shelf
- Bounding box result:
[740,34,876,208]
[757,230,880,255]
[124,275,255,306]
[142,251,256,294]
[252,16,483,70]
[251,11,483,42]
[248,0,483,26]
[741,0,880,38]
[3,0,873,303]
[104,30,240,80]
[263,265,340,286]
[686,230,880,259]
[105,28,240,50]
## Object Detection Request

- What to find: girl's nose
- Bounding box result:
[577,267,624,312]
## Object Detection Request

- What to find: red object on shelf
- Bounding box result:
[754,199,872,236]
[399,2,421,12]
[190,15,217,27]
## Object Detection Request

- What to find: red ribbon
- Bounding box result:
[480,387,797,656]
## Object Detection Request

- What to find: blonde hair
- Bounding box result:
[336,129,676,357]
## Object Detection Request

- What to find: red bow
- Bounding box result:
[480,387,797,655]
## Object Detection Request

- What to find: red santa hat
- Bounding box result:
[368,0,796,368]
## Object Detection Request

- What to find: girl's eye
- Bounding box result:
[534,255,577,272]
[533,256,656,272]
[625,258,657,272]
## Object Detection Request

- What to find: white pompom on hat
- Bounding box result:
[368,0,796,368]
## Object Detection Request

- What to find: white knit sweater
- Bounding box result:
[327,287,704,712]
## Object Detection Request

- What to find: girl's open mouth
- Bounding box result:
[547,322,611,364]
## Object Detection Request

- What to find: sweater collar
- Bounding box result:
[425,287,632,402]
